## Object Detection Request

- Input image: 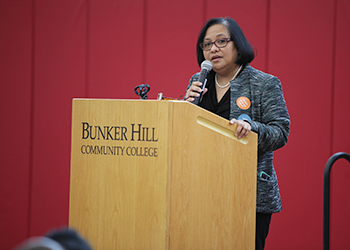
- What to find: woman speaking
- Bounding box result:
[185,17,290,250]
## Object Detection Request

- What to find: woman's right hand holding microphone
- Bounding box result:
[185,81,208,103]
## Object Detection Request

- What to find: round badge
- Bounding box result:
[236,96,251,110]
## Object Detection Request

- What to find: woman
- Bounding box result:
[185,17,290,250]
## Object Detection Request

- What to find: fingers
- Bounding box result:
[230,118,251,139]
[185,82,206,103]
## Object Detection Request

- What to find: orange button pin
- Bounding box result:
[236,96,251,110]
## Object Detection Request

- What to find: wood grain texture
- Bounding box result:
[169,101,257,250]
[69,99,257,249]
[70,99,171,249]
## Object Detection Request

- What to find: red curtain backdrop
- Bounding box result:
[1,0,349,249]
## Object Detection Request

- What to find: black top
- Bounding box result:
[198,72,230,120]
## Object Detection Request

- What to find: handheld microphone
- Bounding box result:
[193,60,212,105]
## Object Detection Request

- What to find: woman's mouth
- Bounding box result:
[211,55,221,62]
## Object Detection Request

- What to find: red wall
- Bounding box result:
[1,0,349,249]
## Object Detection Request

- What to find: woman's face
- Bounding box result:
[202,24,239,76]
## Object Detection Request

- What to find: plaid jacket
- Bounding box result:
[188,64,290,213]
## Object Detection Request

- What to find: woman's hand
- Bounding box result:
[230,118,251,139]
[185,81,208,102]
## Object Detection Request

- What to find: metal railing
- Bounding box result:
[323,152,350,250]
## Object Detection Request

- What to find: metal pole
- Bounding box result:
[323,152,350,250]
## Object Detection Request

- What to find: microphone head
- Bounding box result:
[201,60,212,71]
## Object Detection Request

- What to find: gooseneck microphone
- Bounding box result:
[193,60,213,105]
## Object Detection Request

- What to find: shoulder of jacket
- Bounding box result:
[245,65,278,84]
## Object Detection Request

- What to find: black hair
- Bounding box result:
[196,17,255,67]
[46,228,93,250]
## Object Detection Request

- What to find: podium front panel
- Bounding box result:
[69,99,257,249]
[70,99,171,249]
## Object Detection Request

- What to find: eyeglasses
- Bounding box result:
[200,38,233,51]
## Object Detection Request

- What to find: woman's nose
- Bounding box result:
[210,43,220,52]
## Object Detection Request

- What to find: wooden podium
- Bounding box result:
[69,99,257,249]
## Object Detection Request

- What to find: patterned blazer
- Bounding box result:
[188,64,290,213]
